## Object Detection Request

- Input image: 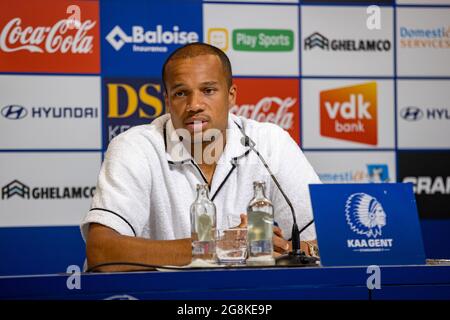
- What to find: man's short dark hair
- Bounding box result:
[162,42,233,92]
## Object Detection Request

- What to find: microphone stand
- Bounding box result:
[276,220,319,267]
[241,135,319,267]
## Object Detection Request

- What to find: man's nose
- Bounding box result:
[186,90,205,112]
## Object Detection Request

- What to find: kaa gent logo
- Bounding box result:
[345,193,393,252]
[345,193,386,238]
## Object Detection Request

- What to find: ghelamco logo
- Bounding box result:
[304,32,391,52]
[232,29,294,51]
[1,179,95,200]
[345,193,393,252]
[106,25,199,52]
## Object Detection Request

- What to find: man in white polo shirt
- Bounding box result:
[81,43,320,271]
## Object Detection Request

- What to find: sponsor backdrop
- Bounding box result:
[0,0,449,275]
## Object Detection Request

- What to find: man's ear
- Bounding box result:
[228,84,237,110]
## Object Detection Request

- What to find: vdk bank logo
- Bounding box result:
[207,28,294,52]
[320,82,378,146]
[345,193,393,252]
[105,79,165,143]
[106,25,199,52]
[1,105,28,120]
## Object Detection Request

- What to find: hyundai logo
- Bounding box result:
[1,105,28,120]
[400,106,424,121]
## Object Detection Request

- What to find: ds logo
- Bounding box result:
[106,80,165,142]
[107,83,163,119]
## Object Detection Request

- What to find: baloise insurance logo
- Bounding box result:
[320,82,378,146]
[207,28,294,52]
[106,25,199,52]
[345,193,393,252]
[304,32,391,52]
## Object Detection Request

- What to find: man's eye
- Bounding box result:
[204,88,216,95]
[174,91,185,97]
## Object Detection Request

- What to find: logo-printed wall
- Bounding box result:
[1,0,449,275]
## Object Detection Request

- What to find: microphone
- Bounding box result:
[239,134,318,266]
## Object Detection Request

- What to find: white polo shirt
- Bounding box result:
[80,113,321,242]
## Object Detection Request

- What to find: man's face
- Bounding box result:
[164,54,237,141]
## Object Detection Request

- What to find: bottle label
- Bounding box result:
[249,240,272,255]
[192,243,205,255]
[250,242,263,254]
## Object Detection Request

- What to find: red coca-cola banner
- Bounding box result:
[231,78,301,144]
[0,0,100,73]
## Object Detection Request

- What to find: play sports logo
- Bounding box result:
[207,28,294,52]
[320,82,378,146]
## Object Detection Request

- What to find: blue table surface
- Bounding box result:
[1,264,449,300]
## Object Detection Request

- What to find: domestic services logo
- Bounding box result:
[106,25,199,52]
[345,193,393,252]
[207,28,294,52]
[320,82,378,146]
[319,164,389,183]
[399,25,450,49]
[304,32,391,52]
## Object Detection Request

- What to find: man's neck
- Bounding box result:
[189,133,227,166]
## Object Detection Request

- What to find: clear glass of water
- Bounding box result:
[216,214,247,265]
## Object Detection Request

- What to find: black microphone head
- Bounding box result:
[240,136,250,147]
[241,135,256,148]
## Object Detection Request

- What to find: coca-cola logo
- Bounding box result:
[230,97,296,130]
[0,17,96,54]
